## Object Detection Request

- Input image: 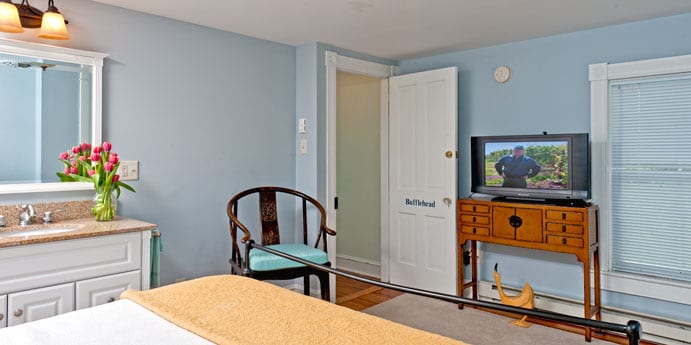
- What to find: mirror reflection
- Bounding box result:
[0,52,92,184]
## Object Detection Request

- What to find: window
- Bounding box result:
[590,55,691,302]
[609,74,691,282]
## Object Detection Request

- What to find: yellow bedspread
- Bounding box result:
[121,275,468,345]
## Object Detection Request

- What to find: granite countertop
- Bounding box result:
[0,217,157,248]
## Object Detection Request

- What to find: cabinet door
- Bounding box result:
[492,206,516,239]
[0,295,6,328]
[76,270,141,310]
[8,282,75,326]
[515,208,543,242]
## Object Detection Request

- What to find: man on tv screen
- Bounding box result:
[494,145,541,188]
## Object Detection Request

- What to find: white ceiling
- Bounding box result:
[90,0,691,60]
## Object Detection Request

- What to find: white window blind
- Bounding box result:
[608,74,691,282]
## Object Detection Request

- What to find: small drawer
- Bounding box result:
[546,235,584,248]
[546,210,583,222]
[546,222,583,235]
[460,214,490,225]
[460,204,489,214]
[460,225,490,236]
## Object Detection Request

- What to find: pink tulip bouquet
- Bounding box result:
[57,141,135,221]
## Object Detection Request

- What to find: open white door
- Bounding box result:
[388,67,457,294]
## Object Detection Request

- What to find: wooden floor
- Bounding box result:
[335,274,403,311]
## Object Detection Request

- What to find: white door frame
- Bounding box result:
[325,51,396,285]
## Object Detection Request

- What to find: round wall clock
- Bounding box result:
[494,66,511,83]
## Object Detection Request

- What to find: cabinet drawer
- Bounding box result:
[460,204,489,214]
[76,270,141,310]
[546,235,584,248]
[546,210,583,222]
[546,222,583,235]
[0,232,142,294]
[460,225,490,236]
[7,282,75,326]
[460,214,490,225]
[0,295,6,328]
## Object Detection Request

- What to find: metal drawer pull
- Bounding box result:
[0,313,4,321]
[561,213,566,220]
[108,297,116,303]
[472,216,476,222]
[472,206,476,212]
[14,309,23,317]
[473,227,477,234]
[562,238,567,245]
[562,225,567,232]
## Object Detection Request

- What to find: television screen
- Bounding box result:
[484,140,569,190]
[471,134,590,201]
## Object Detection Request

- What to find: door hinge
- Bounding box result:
[334,197,339,210]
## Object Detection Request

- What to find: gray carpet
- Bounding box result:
[363,294,608,345]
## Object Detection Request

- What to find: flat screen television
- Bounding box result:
[470,133,590,202]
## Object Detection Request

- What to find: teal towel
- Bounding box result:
[150,230,162,288]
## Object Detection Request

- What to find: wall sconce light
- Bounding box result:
[0,0,69,40]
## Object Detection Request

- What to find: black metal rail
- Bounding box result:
[248,241,642,345]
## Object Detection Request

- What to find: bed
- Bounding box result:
[0,274,467,345]
[0,244,642,345]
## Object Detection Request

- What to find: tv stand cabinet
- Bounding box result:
[457,198,601,341]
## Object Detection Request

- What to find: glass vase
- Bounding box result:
[93,188,117,221]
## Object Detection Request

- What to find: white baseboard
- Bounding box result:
[335,254,381,278]
[478,280,691,345]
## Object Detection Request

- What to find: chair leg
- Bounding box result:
[317,272,330,302]
[303,275,310,296]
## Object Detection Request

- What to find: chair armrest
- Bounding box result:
[322,225,336,236]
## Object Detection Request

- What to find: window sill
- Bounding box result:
[599,270,691,304]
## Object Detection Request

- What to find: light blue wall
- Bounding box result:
[398,12,691,322]
[1,0,296,285]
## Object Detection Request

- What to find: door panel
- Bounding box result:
[515,208,543,242]
[388,67,457,294]
[8,282,74,326]
[492,206,516,239]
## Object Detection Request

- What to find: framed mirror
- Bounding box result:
[0,38,107,194]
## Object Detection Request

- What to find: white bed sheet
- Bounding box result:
[0,299,214,345]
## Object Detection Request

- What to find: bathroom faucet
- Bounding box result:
[19,204,36,226]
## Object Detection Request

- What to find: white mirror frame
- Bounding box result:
[0,38,107,195]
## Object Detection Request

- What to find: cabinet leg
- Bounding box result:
[594,247,602,321]
[470,240,478,300]
[584,255,592,342]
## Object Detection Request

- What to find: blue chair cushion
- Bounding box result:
[248,243,328,272]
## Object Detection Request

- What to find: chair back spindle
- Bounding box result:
[259,191,280,245]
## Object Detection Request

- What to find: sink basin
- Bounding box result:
[0,225,83,238]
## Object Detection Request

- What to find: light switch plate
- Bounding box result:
[298,118,307,133]
[118,160,139,180]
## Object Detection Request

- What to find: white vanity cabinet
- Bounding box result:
[0,230,151,327]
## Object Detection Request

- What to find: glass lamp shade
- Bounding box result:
[0,1,24,33]
[38,10,68,40]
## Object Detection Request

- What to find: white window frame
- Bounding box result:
[590,54,691,304]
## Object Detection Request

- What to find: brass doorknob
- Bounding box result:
[443,197,452,206]
[445,150,453,158]
[14,309,23,317]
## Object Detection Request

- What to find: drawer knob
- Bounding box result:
[561,213,566,220]
[562,225,567,232]
[14,309,23,317]
[108,297,116,303]
[472,206,476,212]
[562,238,567,245]
[473,227,477,234]
[472,216,476,222]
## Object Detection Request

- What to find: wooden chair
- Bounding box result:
[226,186,336,301]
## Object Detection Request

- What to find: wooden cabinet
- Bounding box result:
[0,231,151,327]
[457,198,601,341]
